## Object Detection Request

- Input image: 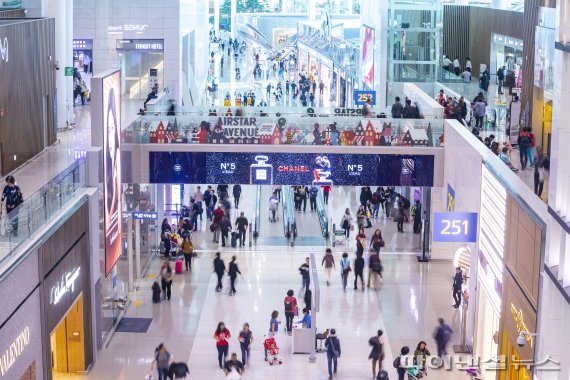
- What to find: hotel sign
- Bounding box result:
[0,326,30,377]
[50,267,81,305]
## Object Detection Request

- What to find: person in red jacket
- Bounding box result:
[283,289,298,334]
[321,185,331,205]
[212,205,225,243]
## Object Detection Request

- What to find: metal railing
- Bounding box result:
[282,186,296,246]
[253,186,261,238]
[0,158,87,272]
[315,190,329,239]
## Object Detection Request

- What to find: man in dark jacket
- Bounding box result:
[213,252,225,292]
[220,215,232,247]
[232,184,242,208]
[391,97,404,118]
[433,318,453,357]
[354,252,365,290]
[497,66,505,94]
[235,212,248,247]
[403,99,419,119]
[453,267,463,308]
[324,329,341,378]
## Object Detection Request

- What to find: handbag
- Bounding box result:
[210,223,218,232]
[293,306,299,316]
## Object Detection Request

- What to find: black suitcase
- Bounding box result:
[152,282,161,303]
[231,232,238,248]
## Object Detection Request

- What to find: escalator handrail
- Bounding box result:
[254,186,261,238]
[315,190,329,239]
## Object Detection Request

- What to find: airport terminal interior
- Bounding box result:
[0,1,569,380]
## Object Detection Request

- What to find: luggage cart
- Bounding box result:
[332,224,346,247]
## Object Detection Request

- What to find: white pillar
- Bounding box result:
[42,0,73,129]
[308,0,316,20]
[231,0,237,39]
[345,0,353,13]
[214,0,220,37]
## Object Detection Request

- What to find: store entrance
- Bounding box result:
[50,294,85,378]
[121,51,164,100]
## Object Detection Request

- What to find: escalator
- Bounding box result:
[291,187,329,246]
[256,186,289,246]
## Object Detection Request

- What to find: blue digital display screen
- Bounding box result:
[149,152,434,186]
[433,212,478,243]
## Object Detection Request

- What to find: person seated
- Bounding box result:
[296,308,312,329]
[499,147,518,173]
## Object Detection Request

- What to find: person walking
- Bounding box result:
[224,352,245,378]
[1,175,23,236]
[497,65,506,94]
[220,215,232,247]
[213,252,225,292]
[238,323,253,366]
[339,253,351,291]
[354,252,365,290]
[214,322,231,369]
[308,185,319,212]
[182,236,194,271]
[160,261,173,300]
[299,257,311,294]
[452,266,463,308]
[160,218,172,258]
[527,128,536,167]
[341,208,353,238]
[232,184,242,208]
[321,185,331,205]
[284,290,298,334]
[534,147,550,197]
[368,250,382,289]
[228,256,241,295]
[368,330,385,379]
[150,343,172,380]
[517,127,532,170]
[471,96,486,130]
[394,346,410,380]
[433,318,453,357]
[298,185,308,212]
[391,97,404,118]
[322,248,336,286]
[269,192,279,222]
[235,212,248,247]
[324,329,341,379]
[265,311,280,360]
[355,228,367,255]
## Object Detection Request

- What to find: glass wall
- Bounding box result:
[387,4,442,83]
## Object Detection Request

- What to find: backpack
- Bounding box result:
[368,336,380,347]
[393,355,401,368]
[284,300,293,311]
[371,193,380,204]
[519,135,531,146]
[377,370,389,380]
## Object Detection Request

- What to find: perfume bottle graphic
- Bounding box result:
[250,155,273,185]
[312,155,333,185]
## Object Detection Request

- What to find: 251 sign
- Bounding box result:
[433,212,478,243]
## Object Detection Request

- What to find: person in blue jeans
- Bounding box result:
[299,257,310,294]
[150,343,172,380]
[238,323,253,366]
[324,329,341,379]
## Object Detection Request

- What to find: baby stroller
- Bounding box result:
[263,337,282,365]
[407,365,427,379]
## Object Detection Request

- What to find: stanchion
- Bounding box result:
[248,223,253,247]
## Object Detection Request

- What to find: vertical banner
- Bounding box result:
[361,25,375,89]
[102,71,122,276]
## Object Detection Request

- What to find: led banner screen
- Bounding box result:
[149,152,434,187]
[361,25,375,89]
[103,71,122,276]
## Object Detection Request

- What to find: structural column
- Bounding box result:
[214,0,220,37]
[42,0,73,129]
[231,0,237,38]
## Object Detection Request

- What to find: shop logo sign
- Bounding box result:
[50,267,81,305]
[0,38,8,63]
[0,326,30,376]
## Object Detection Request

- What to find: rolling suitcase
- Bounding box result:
[231,231,238,248]
[152,282,161,303]
[175,258,183,274]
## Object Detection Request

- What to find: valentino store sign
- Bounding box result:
[0,326,30,377]
[50,267,81,305]
[0,37,8,63]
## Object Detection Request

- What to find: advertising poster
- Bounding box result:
[361,26,375,89]
[103,71,122,276]
[149,152,435,187]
